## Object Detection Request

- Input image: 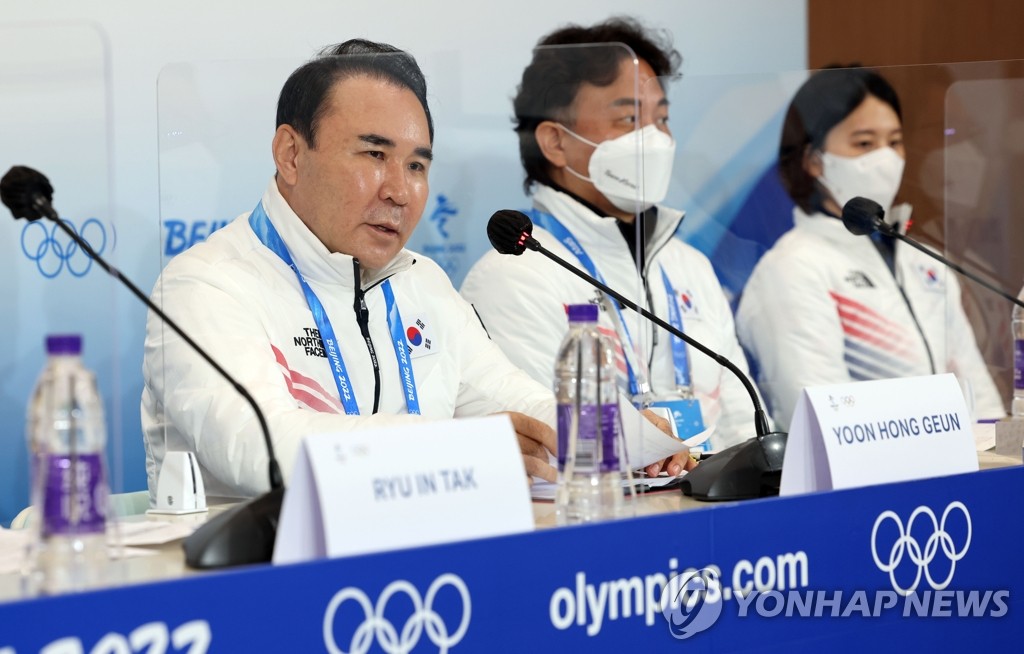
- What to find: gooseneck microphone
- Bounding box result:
[841,196,1024,309]
[1,165,283,569]
[487,209,786,500]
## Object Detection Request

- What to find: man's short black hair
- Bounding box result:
[513,16,682,192]
[779,65,902,213]
[276,38,434,148]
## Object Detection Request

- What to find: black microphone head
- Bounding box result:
[487,209,536,256]
[841,196,886,236]
[0,166,54,221]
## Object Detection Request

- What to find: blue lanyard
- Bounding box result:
[530,209,694,396]
[249,202,420,415]
[382,281,421,415]
[659,265,692,390]
[530,209,643,396]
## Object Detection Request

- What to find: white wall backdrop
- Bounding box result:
[0,0,806,524]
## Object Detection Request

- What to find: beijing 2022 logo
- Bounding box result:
[422,194,466,281]
[20,218,112,278]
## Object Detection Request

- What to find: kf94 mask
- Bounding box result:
[819,146,905,221]
[561,124,676,214]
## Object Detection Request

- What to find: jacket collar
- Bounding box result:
[260,178,414,289]
[531,184,684,261]
[793,203,913,245]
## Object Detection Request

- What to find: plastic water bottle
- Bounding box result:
[24,334,110,594]
[1014,296,1024,418]
[554,304,631,524]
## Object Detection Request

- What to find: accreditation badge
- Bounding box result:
[648,398,708,451]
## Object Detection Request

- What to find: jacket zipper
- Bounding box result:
[352,258,382,414]
[638,211,685,374]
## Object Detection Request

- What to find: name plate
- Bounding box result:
[273,415,534,564]
[781,373,978,495]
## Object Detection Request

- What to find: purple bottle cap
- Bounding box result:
[567,304,598,323]
[45,334,82,355]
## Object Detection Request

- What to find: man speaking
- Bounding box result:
[141,40,557,501]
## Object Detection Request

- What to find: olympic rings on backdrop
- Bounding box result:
[20,218,109,278]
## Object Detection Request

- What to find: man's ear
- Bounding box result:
[803,145,823,179]
[535,121,568,169]
[272,124,304,187]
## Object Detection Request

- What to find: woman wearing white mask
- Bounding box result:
[736,67,1004,429]
[462,17,763,460]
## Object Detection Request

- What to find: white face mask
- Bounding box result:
[559,124,676,214]
[818,146,906,222]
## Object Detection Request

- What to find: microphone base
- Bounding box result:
[680,431,787,501]
[183,487,284,569]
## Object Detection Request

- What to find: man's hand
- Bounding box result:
[502,411,557,483]
[640,409,698,478]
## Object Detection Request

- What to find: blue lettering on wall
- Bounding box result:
[163,219,230,256]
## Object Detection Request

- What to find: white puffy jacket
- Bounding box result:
[460,185,762,450]
[142,180,555,501]
[736,207,1005,429]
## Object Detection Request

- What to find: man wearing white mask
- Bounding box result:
[461,17,761,461]
[737,67,1004,429]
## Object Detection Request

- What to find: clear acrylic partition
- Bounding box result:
[521,44,645,470]
[942,61,1024,419]
[659,62,1020,432]
[156,48,539,282]
[156,51,1020,481]
[157,57,300,263]
[647,68,809,442]
[155,45,648,484]
[155,57,300,502]
[414,42,645,481]
[418,43,646,481]
[662,68,810,306]
[0,22,116,525]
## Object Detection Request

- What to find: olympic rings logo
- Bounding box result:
[871,501,972,595]
[323,573,472,654]
[20,218,111,278]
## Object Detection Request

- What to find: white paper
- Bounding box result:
[620,395,710,469]
[973,421,996,451]
[275,415,534,565]
[782,373,977,495]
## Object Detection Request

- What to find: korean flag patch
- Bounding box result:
[405,315,438,359]
[676,289,702,320]
[916,263,945,292]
